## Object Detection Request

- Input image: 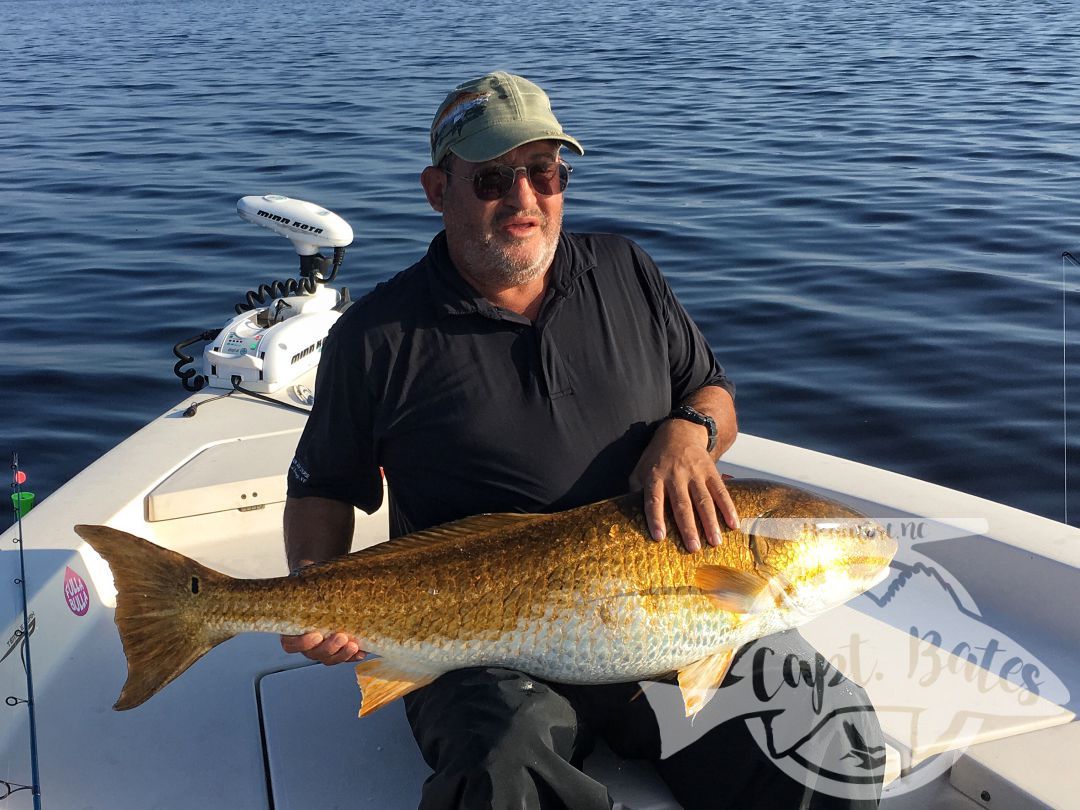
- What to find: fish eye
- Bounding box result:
[861,525,877,539]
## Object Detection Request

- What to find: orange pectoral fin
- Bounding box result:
[693,565,772,613]
[677,648,735,718]
[354,658,438,717]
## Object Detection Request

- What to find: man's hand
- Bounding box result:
[279,631,367,665]
[629,388,738,552]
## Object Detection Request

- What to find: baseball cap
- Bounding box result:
[430,71,584,166]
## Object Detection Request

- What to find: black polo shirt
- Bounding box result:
[287,230,733,537]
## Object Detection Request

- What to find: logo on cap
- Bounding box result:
[430,92,492,157]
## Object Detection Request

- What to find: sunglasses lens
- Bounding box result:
[469,163,570,201]
[472,167,514,201]
[527,163,568,196]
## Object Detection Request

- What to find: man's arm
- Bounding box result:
[279,495,367,664]
[283,495,354,571]
[629,386,738,552]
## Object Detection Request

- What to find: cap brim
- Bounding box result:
[447,121,584,164]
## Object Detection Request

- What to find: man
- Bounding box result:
[282,72,880,809]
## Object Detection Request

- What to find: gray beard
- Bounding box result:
[459,210,562,290]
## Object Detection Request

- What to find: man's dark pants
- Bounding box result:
[404,630,884,810]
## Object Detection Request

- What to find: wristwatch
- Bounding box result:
[667,405,718,453]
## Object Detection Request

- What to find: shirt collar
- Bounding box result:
[425,231,597,321]
[425,231,494,319]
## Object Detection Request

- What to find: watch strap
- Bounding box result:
[668,405,718,453]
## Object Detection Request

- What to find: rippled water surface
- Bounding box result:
[2,0,1078,525]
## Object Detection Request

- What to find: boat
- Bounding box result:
[2,197,1077,809]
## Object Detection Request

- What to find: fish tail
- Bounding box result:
[74,524,237,710]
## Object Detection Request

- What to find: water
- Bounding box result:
[2,0,1077,526]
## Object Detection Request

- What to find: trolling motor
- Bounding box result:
[173,195,354,395]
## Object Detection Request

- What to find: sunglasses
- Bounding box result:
[443,161,572,201]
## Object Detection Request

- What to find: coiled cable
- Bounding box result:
[172,329,219,391]
[234,277,316,314]
[234,247,346,313]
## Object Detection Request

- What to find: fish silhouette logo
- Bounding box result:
[839,721,887,772]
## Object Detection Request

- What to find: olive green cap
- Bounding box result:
[430,71,584,166]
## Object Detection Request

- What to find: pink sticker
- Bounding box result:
[64,567,90,616]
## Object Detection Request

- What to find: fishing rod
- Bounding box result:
[4,454,42,808]
[1063,253,1077,527]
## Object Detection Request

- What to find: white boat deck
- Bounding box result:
[2,379,1077,809]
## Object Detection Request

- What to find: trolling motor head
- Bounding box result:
[237,194,354,282]
[237,194,353,254]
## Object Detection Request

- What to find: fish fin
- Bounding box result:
[343,512,545,565]
[694,565,772,613]
[73,524,236,711]
[678,649,735,718]
[355,658,438,717]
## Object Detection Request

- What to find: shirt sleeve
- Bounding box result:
[286,314,385,514]
[664,281,735,403]
[630,240,735,405]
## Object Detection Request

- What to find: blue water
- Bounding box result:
[2,0,1078,526]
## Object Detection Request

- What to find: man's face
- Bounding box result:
[433,141,564,291]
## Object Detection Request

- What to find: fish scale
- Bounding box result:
[74,479,896,717]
